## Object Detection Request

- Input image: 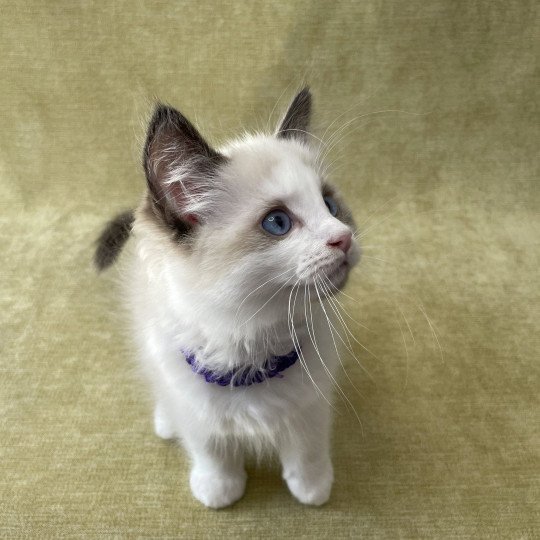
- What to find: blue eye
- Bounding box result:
[261,210,292,236]
[324,196,338,216]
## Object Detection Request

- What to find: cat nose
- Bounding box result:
[327,231,352,253]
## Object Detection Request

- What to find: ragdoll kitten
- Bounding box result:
[95,88,360,508]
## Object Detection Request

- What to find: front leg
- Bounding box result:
[182,428,247,509]
[279,402,334,505]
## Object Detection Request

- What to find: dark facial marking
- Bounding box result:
[322,182,355,228]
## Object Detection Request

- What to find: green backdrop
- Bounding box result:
[1,1,538,537]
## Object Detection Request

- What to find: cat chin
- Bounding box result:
[324,261,350,291]
[329,244,361,291]
[299,262,350,299]
[305,242,360,296]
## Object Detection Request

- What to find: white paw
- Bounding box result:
[190,468,247,509]
[153,405,176,440]
[283,463,334,506]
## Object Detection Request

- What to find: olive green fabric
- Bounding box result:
[1,1,538,537]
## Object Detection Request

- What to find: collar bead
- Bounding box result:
[182,347,299,387]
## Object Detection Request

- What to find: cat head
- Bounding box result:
[139,88,360,321]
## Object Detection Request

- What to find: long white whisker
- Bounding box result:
[362,255,395,265]
[266,82,294,133]
[235,267,295,320]
[320,110,426,166]
[302,283,349,409]
[395,302,415,346]
[315,81,398,158]
[318,278,355,353]
[304,283,356,405]
[360,242,415,250]
[308,283,365,400]
[319,274,375,334]
[278,128,329,147]
[356,195,400,230]
[354,212,398,240]
[239,273,296,327]
[314,277,375,382]
[316,280,377,387]
[312,280,364,429]
[394,308,410,389]
[319,276,380,366]
[288,281,336,409]
[322,281,362,306]
[417,302,444,363]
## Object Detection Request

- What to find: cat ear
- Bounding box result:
[143,104,226,230]
[276,87,312,142]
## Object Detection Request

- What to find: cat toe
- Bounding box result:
[190,469,247,509]
[284,464,334,506]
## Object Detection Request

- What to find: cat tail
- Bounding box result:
[94,210,135,271]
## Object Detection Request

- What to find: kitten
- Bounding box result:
[95,88,360,508]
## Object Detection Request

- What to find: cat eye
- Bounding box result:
[324,196,338,217]
[261,210,292,236]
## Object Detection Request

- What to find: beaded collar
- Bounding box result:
[182,347,299,387]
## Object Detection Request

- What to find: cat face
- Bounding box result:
[141,89,359,314]
[197,136,359,291]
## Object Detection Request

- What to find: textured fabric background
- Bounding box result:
[1,1,538,538]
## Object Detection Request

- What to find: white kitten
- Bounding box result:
[95,88,360,508]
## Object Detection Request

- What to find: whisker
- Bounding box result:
[316,277,379,375]
[312,280,364,429]
[288,281,336,409]
[305,283,360,399]
[266,82,295,133]
[315,277,376,382]
[307,283,365,401]
[278,128,329,148]
[354,212,398,240]
[361,255,395,265]
[356,195,400,230]
[319,275,380,360]
[394,308,410,389]
[315,80,401,156]
[395,302,416,346]
[320,274,375,333]
[360,242,415,250]
[321,276,361,306]
[317,279,355,352]
[417,302,444,363]
[239,272,296,327]
[302,283,351,410]
[234,267,295,321]
[319,109,426,166]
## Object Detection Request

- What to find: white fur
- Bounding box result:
[126,134,359,508]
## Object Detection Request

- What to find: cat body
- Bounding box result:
[96,89,360,508]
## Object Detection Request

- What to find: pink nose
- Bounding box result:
[327,231,352,253]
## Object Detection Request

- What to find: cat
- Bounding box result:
[95,88,360,508]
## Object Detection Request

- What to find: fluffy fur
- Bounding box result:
[97,88,360,508]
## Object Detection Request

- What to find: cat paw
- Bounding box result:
[153,405,175,440]
[283,463,334,506]
[189,468,247,509]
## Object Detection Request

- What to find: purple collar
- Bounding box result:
[182,347,299,387]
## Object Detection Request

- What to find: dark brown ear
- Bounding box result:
[143,104,226,234]
[276,87,312,142]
